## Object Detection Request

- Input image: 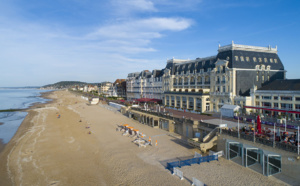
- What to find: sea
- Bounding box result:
[0,88,51,144]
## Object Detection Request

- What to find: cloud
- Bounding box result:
[87,17,192,40]
[111,0,157,12]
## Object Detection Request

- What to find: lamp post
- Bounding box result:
[284,114,287,132]
[273,122,276,148]
[253,120,255,143]
[297,126,299,156]
[237,112,240,138]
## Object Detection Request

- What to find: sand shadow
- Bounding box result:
[170,138,194,149]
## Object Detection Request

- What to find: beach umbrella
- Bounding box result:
[257,115,262,134]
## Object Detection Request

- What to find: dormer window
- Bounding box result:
[246,57,249,62]
[226,56,230,60]
[235,56,239,61]
[240,56,244,61]
[258,58,262,62]
[270,58,273,63]
[274,59,278,63]
[264,58,268,63]
[253,57,257,62]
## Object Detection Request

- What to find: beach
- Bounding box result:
[0,90,289,185]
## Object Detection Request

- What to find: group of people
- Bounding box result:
[236,126,300,146]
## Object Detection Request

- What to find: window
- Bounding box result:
[235,56,239,61]
[246,57,249,62]
[222,86,226,92]
[262,102,271,107]
[264,58,268,63]
[274,103,278,108]
[274,96,278,100]
[296,104,300,110]
[262,96,271,100]
[274,59,278,63]
[267,76,270,81]
[296,97,300,101]
[256,75,259,81]
[258,58,262,62]
[270,58,273,63]
[253,57,257,62]
[226,56,230,60]
[240,56,244,61]
[281,96,292,101]
[281,103,292,109]
[262,76,264,82]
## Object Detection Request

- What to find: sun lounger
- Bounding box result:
[139,133,146,138]
[139,141,150,148]
[133,138,145,144]
[122,130,129,136]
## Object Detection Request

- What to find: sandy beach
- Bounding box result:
[0,90,290,185]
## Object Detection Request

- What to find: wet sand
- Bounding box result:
[0,90,290,186]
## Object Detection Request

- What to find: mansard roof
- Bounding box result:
[168,42,284,74]
[258,79,300,91]
[216,50,284,70]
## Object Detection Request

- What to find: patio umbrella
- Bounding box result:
[257,115,262,134]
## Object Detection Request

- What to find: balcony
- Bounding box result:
[190,82,195,85]
[204,81,210,84]
[184,82,189,85]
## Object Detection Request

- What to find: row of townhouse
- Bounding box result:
[126,41,300,119]
[98,80,127,98]
[73,80,127,98]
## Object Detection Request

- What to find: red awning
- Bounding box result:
[135,98,162,103]
[244,106,300,114]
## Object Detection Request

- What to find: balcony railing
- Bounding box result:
[221,129,299,153]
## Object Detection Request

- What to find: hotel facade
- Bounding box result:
[126,42,287,114]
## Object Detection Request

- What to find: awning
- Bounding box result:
[244,106,300,114]
[135,98,162,103]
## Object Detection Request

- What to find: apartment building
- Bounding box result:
[248,79,300,120]
[126,70,164,101]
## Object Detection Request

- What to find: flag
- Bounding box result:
[257,115,262,134]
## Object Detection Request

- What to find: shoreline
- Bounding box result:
[0,91,56,186]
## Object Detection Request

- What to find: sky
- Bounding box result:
[0,0,300,87]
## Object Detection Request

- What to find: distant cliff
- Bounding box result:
[41,81,88,89]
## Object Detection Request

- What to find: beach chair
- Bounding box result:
[139,141,150,148]
[139,133,146,138]
[122,130,129,136]
[133,138,145,144]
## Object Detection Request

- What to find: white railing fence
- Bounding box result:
[209,150,224,157]
[172,168,184,180]
[192,177,205,186]
[194,152,202,158]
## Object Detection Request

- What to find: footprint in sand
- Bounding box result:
[21,148,34,156]
[48,181,60,185]
[66,137,75,143]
